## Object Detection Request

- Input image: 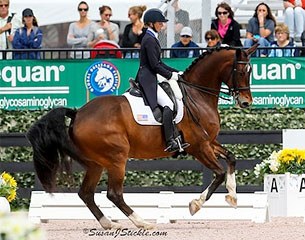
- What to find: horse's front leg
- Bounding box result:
[189,145,226,215]
[213,141,237,208]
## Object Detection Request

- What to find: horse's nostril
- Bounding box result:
[241,102,249,108]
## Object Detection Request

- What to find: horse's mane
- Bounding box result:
[183,46,235,75]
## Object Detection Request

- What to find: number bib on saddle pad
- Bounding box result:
[123,92,184,125]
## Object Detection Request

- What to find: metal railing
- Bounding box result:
[1,46,304,60]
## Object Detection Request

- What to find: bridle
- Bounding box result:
[178,48,252,101]
[178,48,252,133]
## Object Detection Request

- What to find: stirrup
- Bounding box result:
[164,139,180,153]
[175,137,190,152]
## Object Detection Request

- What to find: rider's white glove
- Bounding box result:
[169,72,179,81]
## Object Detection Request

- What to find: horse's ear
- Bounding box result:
[244,43,259,57]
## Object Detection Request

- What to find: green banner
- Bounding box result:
[0,57,304,110]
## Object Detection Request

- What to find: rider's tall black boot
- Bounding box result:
[162,106,190,153]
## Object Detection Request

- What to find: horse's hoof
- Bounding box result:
[143,222,155,230]
[111,221,122,229]
[100,218,122,230]
[189,199,201,216]
[225,194,237,208]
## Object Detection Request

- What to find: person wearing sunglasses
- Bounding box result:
[243,2,276,57]
[12,8,42,59]
[211,2,242,47]
[170,26,200,58]
[67,1,94,59]
[0,0,22,59]
[88,5,119,48]
[204,29,221,47]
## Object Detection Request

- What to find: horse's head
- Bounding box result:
[225,44,258,108]
[180,44,259,109]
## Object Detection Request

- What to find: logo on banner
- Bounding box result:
[85,61,120,96]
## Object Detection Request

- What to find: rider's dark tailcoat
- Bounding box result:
[136,29,177,110]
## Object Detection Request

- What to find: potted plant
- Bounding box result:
[0,172,17,214]
[254,149,305,217]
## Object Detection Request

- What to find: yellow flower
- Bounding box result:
[0,172,18,202]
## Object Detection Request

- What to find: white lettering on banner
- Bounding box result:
[0,96,67,109]
[252,63,301,80]
[0,65,65,87]
[253,95,304,107]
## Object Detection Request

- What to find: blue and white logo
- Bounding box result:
[85,61,120,96]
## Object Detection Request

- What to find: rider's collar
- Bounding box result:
[147,27,158,39]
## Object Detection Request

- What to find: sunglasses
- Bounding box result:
[104,13,112,17]
[205,37,216,41]
[181,35,191,38]
[0,4,9,7]
[217,11,228,15]
[78,8,88,12]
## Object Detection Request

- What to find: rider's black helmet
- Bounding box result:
[143,8,168,24]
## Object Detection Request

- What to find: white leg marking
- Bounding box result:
[99,216,121,230]
[189,188,208,215]
[225,172,237,208]
[128,212,154,229]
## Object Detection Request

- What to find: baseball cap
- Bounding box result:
[22,8,34,17]
[180,27,193,37]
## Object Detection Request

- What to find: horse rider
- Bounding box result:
[135,8,190,153]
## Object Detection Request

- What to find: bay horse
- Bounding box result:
[27,44,258,229]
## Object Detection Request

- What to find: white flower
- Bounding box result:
[0,212,46,240]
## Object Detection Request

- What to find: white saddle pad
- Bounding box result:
[123,92,184,125]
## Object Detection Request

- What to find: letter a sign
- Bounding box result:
[270,178,278,192]
[300,178,305,192]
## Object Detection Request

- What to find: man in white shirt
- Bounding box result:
[0,0,22,59]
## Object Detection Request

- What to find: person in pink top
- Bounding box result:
[211,2,242,46]
[283,0,305,42]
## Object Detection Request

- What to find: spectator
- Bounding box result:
[88,5,119,47]
[67,1,94,59]
[283,0,305,42]
[160,0,190,45]
[269,23,299,57]
[211,2,242,47]
[204,29,221,47]
[170,26,200,58]
[121,5,147,58]
[0,0,22,59]
[12,8,42,59]
[243,2,276,57]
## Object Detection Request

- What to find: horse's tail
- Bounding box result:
[26,107,79,193]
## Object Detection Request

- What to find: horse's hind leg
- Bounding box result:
[213,141,237,207]
[107,165,155,230]
[78,164,121,230]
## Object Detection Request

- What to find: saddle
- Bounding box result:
[127,78,178,121]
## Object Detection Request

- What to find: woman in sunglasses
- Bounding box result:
[211,2,242,47]
[204,29,221,47]
[67,1,94,59]
[88,5,119,47]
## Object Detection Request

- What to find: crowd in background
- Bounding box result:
[1,0,305,60]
